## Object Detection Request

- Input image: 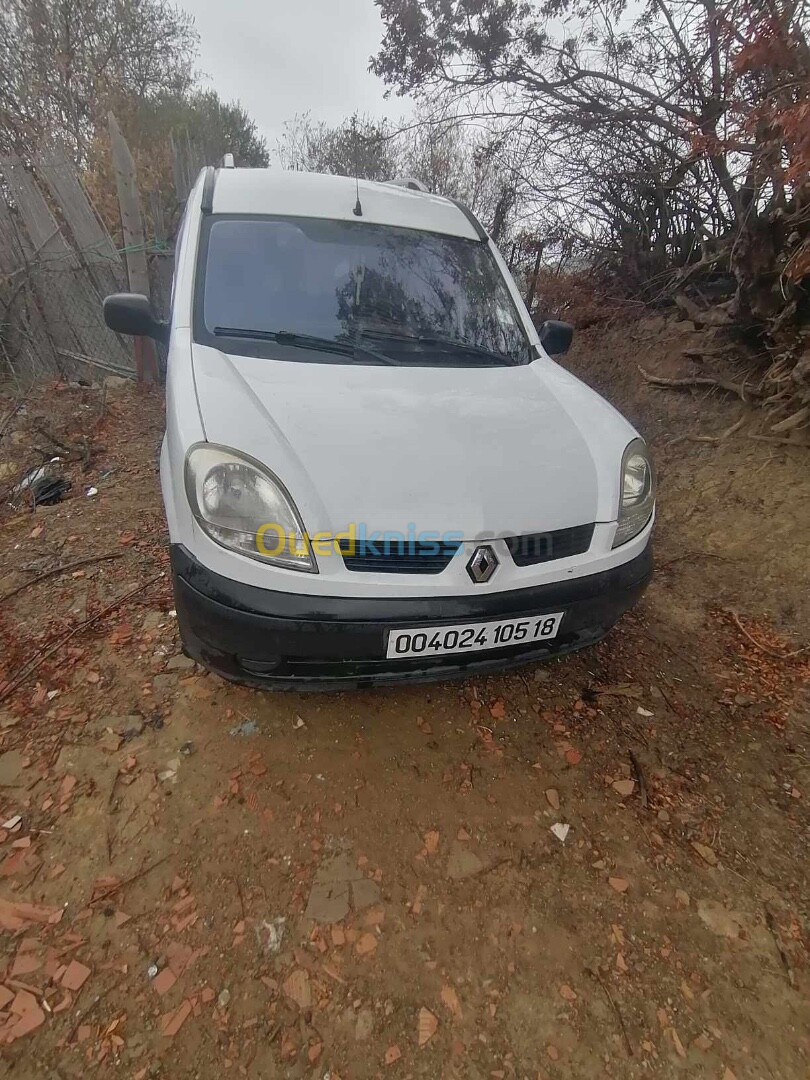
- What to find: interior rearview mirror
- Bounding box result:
[539,319,574,356]
[103,293,169,345]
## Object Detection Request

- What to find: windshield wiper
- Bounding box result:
[358,329,522,366]
[213,327,399,365]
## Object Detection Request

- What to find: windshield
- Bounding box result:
[196,215,532,366]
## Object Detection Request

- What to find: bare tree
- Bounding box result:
[278,104,519,241]
[278,112,400,182]
[0,0,198,163]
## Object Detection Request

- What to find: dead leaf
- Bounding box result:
[384,1044,402,1065]
[440,984,462,1019]
[612,779,635,797]
[456,827,471,841]
[609,877,630,893]
[417,1006,438,1046]
[545,788,560,810]
[282,969,311,1009]
[308,1041,322,1063]
[692,842,718,866]
[565,748,582,765]
[489,700,506,719]
[670,1027,687,1058]
[423,830,440,855]
[559,984,577,1002]
[355,932,378,957]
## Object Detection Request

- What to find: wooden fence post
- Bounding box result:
[108,112,159,384]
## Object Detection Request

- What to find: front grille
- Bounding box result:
[505,523,595,567]
[339,539,461,574]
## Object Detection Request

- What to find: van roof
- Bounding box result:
[206,168,484,242]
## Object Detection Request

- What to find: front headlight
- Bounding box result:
[613,438,655,547]
[184,444,316,572]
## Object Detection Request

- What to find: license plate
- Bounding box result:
[386,612,565,659]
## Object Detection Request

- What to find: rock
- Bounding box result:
[142,610,164,631]
[657,809,670,823]
[98,730,123,754]
[0,749,24,786]
[692,842,718,866]
[545,788,560,810]
[533,668,551,682]
[304,880,350,923]
[318,851,363,883]
[103,375,132,392]
[612,779,635,797]
[217,988,230,1008]
[446,844,485,881]
[355,1007,374,1041]
[89,714,143,737]
[355,932,377,957]
[697,899,746,939]
[152,674,177,693]
[69,589,89,620]
[166,654,195,672]
[283,969,311,1010]
[120,716,146,737]
[351,877,381,911]
[54,745,113,782]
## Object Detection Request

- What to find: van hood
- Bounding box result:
[191,345,633,539]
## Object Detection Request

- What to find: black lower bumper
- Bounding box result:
[170,541,652,690]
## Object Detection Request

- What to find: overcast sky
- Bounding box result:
[181,0,409,157]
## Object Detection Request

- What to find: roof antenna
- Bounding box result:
[351,115,363,217]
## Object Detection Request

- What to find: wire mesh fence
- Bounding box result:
[0,148,138,387]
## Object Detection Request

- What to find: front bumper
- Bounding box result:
[170,541,653,690]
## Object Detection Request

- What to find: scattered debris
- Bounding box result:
[550,823,570,844]
[417,1007,438,1046]
[229,719,258,737]
[692,842,718,866]
[612,779,635,797]
[256,917,286,954]
[441,985,463,1019]
[384,1043,402,1065]
[283,969,312,1009]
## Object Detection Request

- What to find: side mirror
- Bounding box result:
[539,319,574,356]
[103,293,169,345]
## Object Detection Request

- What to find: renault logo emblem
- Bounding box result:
[467,545,498,584]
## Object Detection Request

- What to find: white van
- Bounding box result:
[103,167,654,689]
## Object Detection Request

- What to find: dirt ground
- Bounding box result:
[0,318,808,1080]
